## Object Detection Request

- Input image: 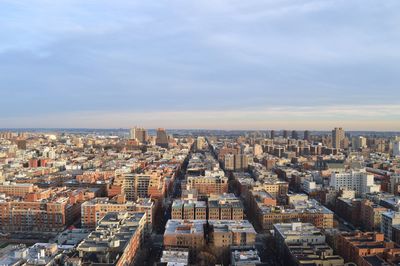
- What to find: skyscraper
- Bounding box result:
[130,127,147,143]
[270,130,275,139]
[304,130,310,141]
[283,130,288,139]
[394,140,400,157]
[332,127,345,149]
[291,130,298,140]
[156,128,169,148]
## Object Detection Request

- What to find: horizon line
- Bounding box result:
[1,127,400,133]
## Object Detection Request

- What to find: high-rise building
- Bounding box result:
[352,136,367,150]
[291,130,298,140]
[234,154,249,171]
[332,127,345,149]
[283,130,288,139]
[130,127,147,143]
[270,130,275,139]
[224,154,235,171]
[120,173,150,201]
[304,130,310,141]
[195,136,206,151]
[253,144,263,156]
[393,140,400,157]
[156,128,169,148]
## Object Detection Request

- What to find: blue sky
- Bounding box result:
[1,0,399,130]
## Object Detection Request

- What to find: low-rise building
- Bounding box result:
[361,199,387,231]
[0,243,67,266]
[163,220,206,250]
[171,199,207,220]
[81,197,154,229]
[208,193,244,220]
[274,222,344,266]
[160,248,190,266]
[336,232,400,265]
[0,182,37,197]
[209,220,256,249]
[231,247,262,266]
[186,175,229,197]
[381,211,400,241]
[257,199,333,230]
[77,212,146,266]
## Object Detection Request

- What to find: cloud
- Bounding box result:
[0,0,399,129]
[1,104,399,131]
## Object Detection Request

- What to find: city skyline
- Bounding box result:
[1,0,400,129]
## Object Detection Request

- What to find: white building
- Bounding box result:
[160,249,189,266]
[329,169,380,195]
[253,144,263,156]
[303,179,317,194]
[196,137,206,151]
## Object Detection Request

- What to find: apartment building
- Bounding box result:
[77,212,146,266]
[209,220,256,249]
[336,232,400,265]
[186,175,228,197]
[274,222,344,266]
[81,197,154,229]
[330,169,380,195]
[164,220,206,250]
[0,182,36,197]
[171,199,207,220]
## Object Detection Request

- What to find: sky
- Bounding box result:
[0,0,399,130]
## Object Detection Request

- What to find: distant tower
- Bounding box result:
[283,130,288,139]
[156,128,169,148]
[291,130,298,140]
[130,127,147,143]
[270,130,275,139]
[393,140,400,157]
[304,130,310,141]
[332,127,345,149]
[196,137,206,151]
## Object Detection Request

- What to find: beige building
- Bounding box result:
[0,182,36,197]
[81,197,154,229]
[164,220,206,250]
[332,127,345,149]
[171,200,207,220]
[186,175,228,197]
[208,193,244,220]
[209,220,256,248]
[360,199,387,231]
